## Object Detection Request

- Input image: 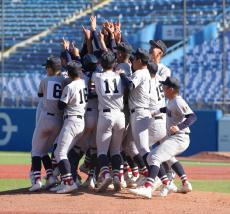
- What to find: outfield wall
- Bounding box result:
[0,108,223,156]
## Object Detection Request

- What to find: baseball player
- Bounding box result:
[149,40,177,180]
[117,48,151,186]
[91,51,125,192]
[129,77,197,199]
[51,61,87,194]
[29,57,65,192]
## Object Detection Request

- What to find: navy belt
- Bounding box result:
[87,108,92,111]
[64,115,83,120]
[103,109,123,113]
[154,116,163,120]
[47,112,55,116]
[130,108,149,114]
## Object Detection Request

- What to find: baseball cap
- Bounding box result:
[100,50,116,68]
[149,40,167,55]
[134,48,150,62]
[114,42,133,54]
[159,77,180,89]
[147,61,158,75]
[43,56,62,71]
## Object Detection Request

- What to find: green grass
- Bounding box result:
[0,152,31,164]
[180,160,230,167]
[0,179,30,192]
[175,180,230,194]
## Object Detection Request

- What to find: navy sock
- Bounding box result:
[32,156,42,172]
[148,165,160,179]
[133,154,146,169]
[171,161,185,177]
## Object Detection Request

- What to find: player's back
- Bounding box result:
[150,74,166,112]
[39,75,65,116]
[92,70,124,111]
[61,79,87,116]
[129,68,151,109]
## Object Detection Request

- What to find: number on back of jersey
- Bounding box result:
[100,76,121,96]
[156,84,164,101]
[79,88,88,104]
[47,81,62,100]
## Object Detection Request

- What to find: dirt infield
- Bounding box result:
[0,152,230,214]
[0,189,229,214]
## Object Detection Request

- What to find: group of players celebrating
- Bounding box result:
[29,16,197,199]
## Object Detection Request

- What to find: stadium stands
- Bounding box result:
[1,0,230,107]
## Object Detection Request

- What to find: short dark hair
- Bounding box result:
[134,48,149,65]
[67,61,82,78]
[100,50,116,70]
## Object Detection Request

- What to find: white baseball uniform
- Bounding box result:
[147,95,193,167]
[54,78,87,163]
[31,75,65,157]
[157,63,171,81]
[92,70,125,157]
[129,68,151,156]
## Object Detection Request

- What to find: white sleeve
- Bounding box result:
[131,71,142,88]
[60,85,70,104]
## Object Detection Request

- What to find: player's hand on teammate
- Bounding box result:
[70,42,80,57]
[169,125,179,134]
[90,16,97,31]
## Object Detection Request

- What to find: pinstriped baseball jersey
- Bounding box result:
[38,75,65,116]
[166,96,193,134]
[157,63,171,81]
[92,70,124,111]
[128,68,151,109]
[60,79,87,116]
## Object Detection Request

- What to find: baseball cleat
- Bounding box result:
[29,180,42,192]
[128,186,152,199]
[158,182,177,197]
[81,176,96,190]
[126,175,139,188]
[56,182,78,194]
[113,176,122,191]
[177,181,192,193]
[53,167,60,177]
[96,175,112,192]
[43,175,57,189]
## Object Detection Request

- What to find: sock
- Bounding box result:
[144,177,155,188]
[84,148,92,168]
[42,155,53,179]
[148,165,160,179]
[143,152,150,171]
[98,154,109,177]
[111,154,122,178]
[32,156,41,182]
[158,164,170,185]
[133,154,147,176]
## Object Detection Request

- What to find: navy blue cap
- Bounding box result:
[134,48,150,62]
[114,42,133,54]
[43,56,61,70]
[149,40,167,55]
[147,61,158,75]
[160,77,180,89]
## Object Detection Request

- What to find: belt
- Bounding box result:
[87,108,92,111]
[47,112,55,116]
[102,109,123,113]
[64,115,83,120]
[171,132,189,136]
[130,108,149,114]
[154,116,163,120]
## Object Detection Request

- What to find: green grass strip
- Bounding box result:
[180,160,230,167]
[0,179,30,192]
[175,180,230,194]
